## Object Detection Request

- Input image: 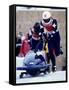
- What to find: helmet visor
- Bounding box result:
[43,18,50,23]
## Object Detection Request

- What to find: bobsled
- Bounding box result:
[16,51,50,78]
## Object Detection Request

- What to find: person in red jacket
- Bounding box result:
[19,34,31,57]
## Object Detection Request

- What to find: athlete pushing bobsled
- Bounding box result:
[16,19,50,77]
[40,11,63,72]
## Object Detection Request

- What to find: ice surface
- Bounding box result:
[16,71,66,84]
[16,57,66,84]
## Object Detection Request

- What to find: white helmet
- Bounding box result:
[42,11,51,20]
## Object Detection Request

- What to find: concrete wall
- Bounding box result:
[16,10,66,70]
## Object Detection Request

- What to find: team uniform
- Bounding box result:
[40,12,63,72]
[28,22,44,52]
[41,18,61,56]
[27,22,46,65]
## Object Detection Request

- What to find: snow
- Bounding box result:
[16,57,66,84]
[16,71,66,84]
[16,57,24,67]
